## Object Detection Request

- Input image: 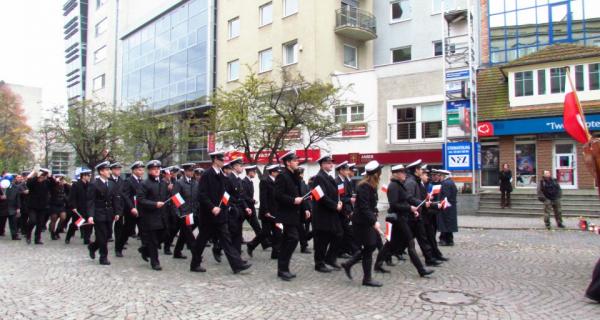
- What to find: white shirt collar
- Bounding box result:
[269,175,276,182]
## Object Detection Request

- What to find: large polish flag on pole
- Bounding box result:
[563,68,591,144]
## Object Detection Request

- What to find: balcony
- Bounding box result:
[335,7,377,42]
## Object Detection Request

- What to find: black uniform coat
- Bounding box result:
[0,184,21,216]
[69,180,89,217]
[335,175,354,217]
[227,173,248,221]
[137,177,168,231]
[499,170,513,192]
[121,175,144,215]
[352,182,379,246]
[26,177,55,210]
[87,178,121,222]
[273,168,301,226]
[242,176,257,213]
[109,175,125,214]
[198,167,230,225]
[311,170,342,234]
[386,178,416,219]
[259,176,276,219]
[174,176,199,216]
[437,177,458,233]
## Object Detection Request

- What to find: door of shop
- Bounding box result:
[554,142,577,189]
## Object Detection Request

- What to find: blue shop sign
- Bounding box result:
[446,70,470,80]
[443,142,480,171]
[447,100,470,112]
[481,114,600,136]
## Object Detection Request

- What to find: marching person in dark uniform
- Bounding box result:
[243,165,270,256]
[341,160,384,287]
[193,168,204,182]
[225,158,252,255]
[273,151,305,281]
[334,161,358,258]
[162,166,180,255]
[48,174,69,240]
[115,161,145,257]
[190,152,251,274]
[170,163,199,259]
[311,154,344,273]
[403,160,440,267]
[0,174,22,240]
[16,172,29,236]
[254,164,282,259]
[422,168,447,262]
[437,170,458,246]
[136,160,169,270]
[109,162,124,242]
[65,169,92,244]
[376,164,434,278]
[297,167,312,254]
[25,168,56,245]
[86,161,122,265]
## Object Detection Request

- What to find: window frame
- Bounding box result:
[283,0,298,18]
[259,2,273,27]
[433,41,443,57]
[92,74,106,91]
[259,48,273,73]
[335,104,365,124]
[514,71,534,97]
[282,40,298,66]
[96,0,106,10]
[391,103,444,143]
[391,46,412,63]
[93,45,107,64]
[390,0,412,23]
[227,59,240,82]
[228,17,240,40]
[95,17,108,37]
[343,44,358,69]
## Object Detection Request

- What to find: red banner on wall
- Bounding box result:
[333,150,442,165]
[225,149,321,164]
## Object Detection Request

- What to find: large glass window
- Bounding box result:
[481,144,500,187]
[392,46,411,63]
[590,63,600,90]
[575,65,585,91]
[550,67,566,93]
[284,0,298,17]
[391,0,411,22]
[283,40,298,66]
[95,18,108,37]
[514,71,533,96]
[421,104,443,139]
[515,142,537,188]
[537,69,546,94]
[228,59,239,81]
[51,152,70,175]
[344,44,357,68]
[259,48,272,73]
[228,17,240,39]
[396,107,416,140]
[93,74,105,91]
[260,2,273,26]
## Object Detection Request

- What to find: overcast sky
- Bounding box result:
[0,0,66,107]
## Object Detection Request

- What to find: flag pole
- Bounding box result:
[565,66,592,141]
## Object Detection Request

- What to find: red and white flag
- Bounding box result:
[275,223,284,231]
[184,214,194,226]
[384,222,392,242]
[563,75,590,144]
[440,197,452,210]
[75,217,85,228]
[427,184,441,200]
[221,191,231,206]
[337,183,345,195]
[170,193,186,208]
[311,185,325,201]
[133,195,138,208]
[381,185,388,193]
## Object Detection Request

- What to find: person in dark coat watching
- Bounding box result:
[0,174,22,240]
[537,170,564,230]
[499,163,513,208]
[436,170,458,246]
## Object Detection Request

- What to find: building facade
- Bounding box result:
[63,0,88,105]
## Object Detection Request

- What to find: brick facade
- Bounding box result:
[576,143,595,189]
[479,0,489,66]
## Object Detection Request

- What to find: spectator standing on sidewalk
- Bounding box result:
[537,170,564,230]
[499,163,513,209]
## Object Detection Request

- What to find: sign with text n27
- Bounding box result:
[444,142,473,171]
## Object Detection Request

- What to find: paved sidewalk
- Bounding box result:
[458,215,595,231]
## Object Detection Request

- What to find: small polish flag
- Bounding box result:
[133,195,138,208]
[75,217,85,228]
[337,183,345,195]
[275,223,284,231]
[221,191,231,206]
[440,197,452,210]
[427,184,441,200]
[381,185,388,193]
[310,185,325,201]
[185,214,194,226]
[384,222,392,242]
[171,193,186,208]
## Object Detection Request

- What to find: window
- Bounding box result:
[391,0,411,22]
[421,104,443,138]
[537,70,546,94]
[481,144,500,187]
[335,105,365,123]
[515,142,537,188]
[576,65,585,91]
[260,2,273,26]
[335,107,348,123]
[93,74,105,91]
[433,41,443,56]
[350,105,364,122]
[396,107,416,140]
[51,152,70,175]
[283,40,298,66]
[550,67,566,94]
[94,46,107,64]
[343,44,357,68]
[284,0,298,17]
[228,59,239,81]
[514,71,534,97]
[394,104,443,141]
[590,63,600,90]
[392,46,411,63]
[259,48,272,73]
[95,18,108,37]
[228,17,240,39]
[96,0,106,9]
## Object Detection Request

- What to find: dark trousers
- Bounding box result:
[340,216,358,254]
[440,232,454,244]
[298,219,312,249]
[141,229,164,266]
[174,222,195,255]
[164,214,181,250]
[115,214,138,252]
[245,212,267,248]
[191,221,245,271]
[313,230,340,267]
[228,214,244,255]
[377,217,425,273]
[90,220,111,259]
[501,190,511,207]
[18,209,29,234]
[422,213,443,259]
[277,224,299,273]
[259,218,281,258]
[409,219,435,262]
[0,215,18,237]
[113,216,123,240]
[26,208,47,241]
[65,212,87,242]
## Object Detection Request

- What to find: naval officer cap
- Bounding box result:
[130,161,144,170]
[391,164,406,173]
[266,164,280,172]
[244,165,257,172]
[146,160,162,169]
[228,158,244,166]
[181,163,196,170]
[434,169,451,176]
[79,168,92,176]
[109,162,122,169]
[317,154,333,164]
[420,164,429,173]
[364,160,383,175]
[39,168,51,175]
[406,159,422,170]
[209,151,225,161]
[95,161,111,172]
[348,163,357,170]
[335,161,349,171]
[169,165,181,173]
[194,167,205,174]
[279,150,298,163]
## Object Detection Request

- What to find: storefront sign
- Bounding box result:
[446,69,470,80]
[447,112,460,125]
[342,123,368,137]
[443,142,480,171]
[446,100,470,112]
[477,114,600,136]
[333,150,442,165]
[226,149,321,164]
[445,81,463,94]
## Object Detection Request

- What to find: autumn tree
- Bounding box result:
[0,84,33,171]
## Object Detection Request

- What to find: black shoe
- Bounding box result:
[88,244,96,259]
[164,248,172,255]
[435,256,449,262]
[138,247,148,262]
[362,279,383,287]
[115,251,124,258]
[426,260,442,267]
[212,250,222,263]
[64,238,70,244]
[341,262,353,280]
[438,241,454,246]
[301,247,312,254]
[173,252,187,259]
[152,264,162,271]
[278,271,294,281]
[338,253,351,259]
[34,240,43,245]
[288,272,297,278]
[545,225,552,230]
[270,253,279,260]
[557,223,565,229]
[233,263,252,274]
[247,243,255,258]
[315,264,332,273]
[419,269,434,277]
[374,265,391,273]
[50,234,58,240]
[394,254,405,261]
[83,239,90,245]
[326,262,342,271]
[12,235,21,241]
[99,258,111,265]
[190,265,206,272]
[385,258,397,266]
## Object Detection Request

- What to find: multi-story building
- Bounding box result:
[477,0,600,192]
[63,0,88,105]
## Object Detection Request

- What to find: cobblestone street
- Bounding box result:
[0,220,599,320]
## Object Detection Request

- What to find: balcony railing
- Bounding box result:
[335,7,377,41]
[387,120,445,144]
